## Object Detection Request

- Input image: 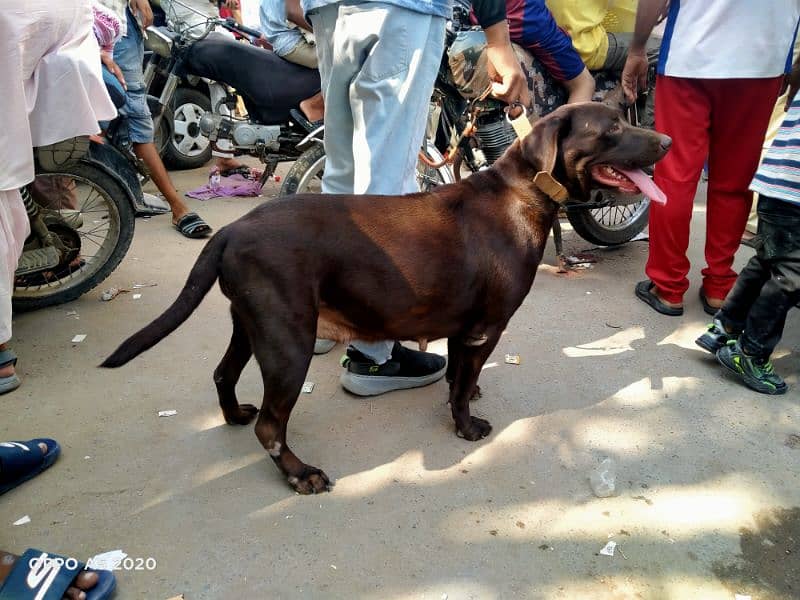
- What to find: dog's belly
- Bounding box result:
[316,304,459,344]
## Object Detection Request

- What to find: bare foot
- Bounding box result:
[0,344,14,379]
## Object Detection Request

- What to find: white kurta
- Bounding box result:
[0,0,115,343]
[0,0,117,191]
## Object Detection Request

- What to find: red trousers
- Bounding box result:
[647,75,783,304]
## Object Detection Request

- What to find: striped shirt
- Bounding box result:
[751,97,800,206]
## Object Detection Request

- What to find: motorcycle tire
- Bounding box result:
[280,144,326,196]
[564,89,655,247]
[162,87,213,170]
[13,161,135,312]
[280,141,456,197]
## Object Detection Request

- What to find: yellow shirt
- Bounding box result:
[545,0,611,70]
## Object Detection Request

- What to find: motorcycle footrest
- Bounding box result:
[15,246,62,276]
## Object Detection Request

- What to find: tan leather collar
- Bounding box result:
[533,171,569,203]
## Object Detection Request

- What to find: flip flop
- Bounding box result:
[174,212,212,239]
[0,439,60,496]
[699,289,722,316]
[635,280,683,316]
[0,349,19,395]
[0,548,116,600]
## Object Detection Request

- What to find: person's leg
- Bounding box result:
[702,77,783,303]
[602,32,660,71]
[282,38,318,69]
[114,9,210,236]
[309,4,355,195]
[0,189,30,389]
[738,197,800,358]
[643,76,710,306]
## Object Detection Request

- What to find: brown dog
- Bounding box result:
[102,103,670,494]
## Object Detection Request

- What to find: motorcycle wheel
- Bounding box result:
[280,141,455,196]
[13,162,135,312]
[565,90,655,246]
[162,87,212,170]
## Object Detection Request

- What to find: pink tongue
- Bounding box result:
[616,167,667,205]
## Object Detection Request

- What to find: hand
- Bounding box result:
[225,0,241,8]
[101,51,126,90]
[784,61,800,111]
[621,47,648,104]
[130,0,153,29]
[485,43,531,108]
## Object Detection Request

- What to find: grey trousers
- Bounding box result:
[310,1,445,363]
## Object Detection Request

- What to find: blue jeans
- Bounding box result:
[310,1,445,363]
[112,10,154,144]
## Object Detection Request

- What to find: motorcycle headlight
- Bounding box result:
[144,26,174,58]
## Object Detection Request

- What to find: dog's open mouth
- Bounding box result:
[590,164,667,204]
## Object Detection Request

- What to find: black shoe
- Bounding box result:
[340,342,446,396]
[695,317,738,354]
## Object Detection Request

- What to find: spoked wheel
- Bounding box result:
[566,191,650,246]
[13,162,135,311]
[280,140,455,196]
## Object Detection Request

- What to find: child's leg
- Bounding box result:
[716,253,771,333]
[738,197,800,358]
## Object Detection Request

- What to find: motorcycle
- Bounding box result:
[282,12,658,249]
[142,1,323,185]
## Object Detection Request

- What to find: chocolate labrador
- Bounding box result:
[102,102,670,494]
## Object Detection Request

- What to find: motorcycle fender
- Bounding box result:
[86,142,146,213]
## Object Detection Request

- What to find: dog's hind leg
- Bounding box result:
[247,316,331,494]
[448,330,502,441]
[214,308,258,425]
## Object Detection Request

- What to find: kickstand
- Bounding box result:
[258,158,278,190]
[552,217,567,272]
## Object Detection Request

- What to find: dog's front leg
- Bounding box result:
[447,332,501,441]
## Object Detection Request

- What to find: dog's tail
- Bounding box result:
[100,230,227,368]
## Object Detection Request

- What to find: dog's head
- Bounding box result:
[518,102,670,203]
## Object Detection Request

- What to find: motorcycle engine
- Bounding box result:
[199,112,280,151]
[475,112,517,165]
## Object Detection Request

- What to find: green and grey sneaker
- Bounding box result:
[695,317,738,354]
[716,340,787,395]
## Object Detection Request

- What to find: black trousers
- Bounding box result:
[718,196,800,358]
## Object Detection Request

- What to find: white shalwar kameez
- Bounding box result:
[0,0,116,343]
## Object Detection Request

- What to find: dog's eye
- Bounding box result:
[607,123,622,135]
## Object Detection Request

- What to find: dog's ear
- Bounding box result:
[602,85,631,114]
[520,112,566,175]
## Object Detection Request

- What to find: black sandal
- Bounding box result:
[635,280,683,316]
[174,212,212,239]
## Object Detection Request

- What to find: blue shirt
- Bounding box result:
[260,0,306,57]
[300,0,453,20]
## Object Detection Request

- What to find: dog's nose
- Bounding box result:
[659,135,672,150]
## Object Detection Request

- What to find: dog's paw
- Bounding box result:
[288,467,333,495]
[456,416,492,441]
[225,403,259,425]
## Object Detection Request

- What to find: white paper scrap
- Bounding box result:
[599,541,617,556]
[132,294,142,300]
[158,410,178,417]
[13,515,31,526]
[71,334,87,343]
[301,382,315,393]
[504,354,521,365]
